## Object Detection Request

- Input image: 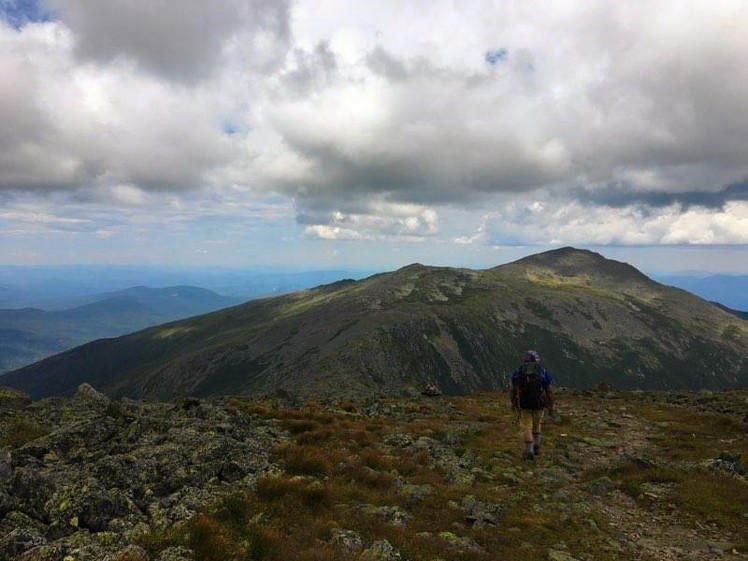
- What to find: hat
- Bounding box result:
[523,349,540,363]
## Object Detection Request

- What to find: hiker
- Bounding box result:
[509,350,555,460]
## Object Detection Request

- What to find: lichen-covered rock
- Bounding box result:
[10,468,56,521]
[73,384,110,410]
[585,476,616,496]
[362,505,410,526]
[360,539,402,561]
[47,480,139,533]
[112,544,148,561]
[461,495,506,528]
[0,511,48,560]
[438,531,484,552]
[547,549,581,561]
[0,447,12,481]
[0,394,285,559]
[0,386,32,409]
[328,528,364,553]
[394,481,433,502]
[156,545,196,561]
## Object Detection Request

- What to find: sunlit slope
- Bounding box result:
[3,248,747,398]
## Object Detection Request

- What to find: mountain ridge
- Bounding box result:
[3,247,747,399]
[0,286,241,373]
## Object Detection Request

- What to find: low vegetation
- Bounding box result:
[136,389,748,560]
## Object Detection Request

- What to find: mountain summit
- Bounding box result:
[3,248,747,399]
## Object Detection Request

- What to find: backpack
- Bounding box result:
[516,363,546,410]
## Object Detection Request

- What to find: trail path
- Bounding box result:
[543,398,746,561]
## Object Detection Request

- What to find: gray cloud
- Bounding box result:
[279,41,338,97]
[257,3,748,228]
[573,178,748,210]
[46,0,290,82]
[4,1,748,247]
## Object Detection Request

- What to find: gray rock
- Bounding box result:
[110,545,148,561]
[707,541,734,552]
[438,531,484,552]
[0,447,12,481]
[0,386,32,409]
[364,505,410,526]
[10,468,56,521]
[360,539,402,561]
[0,526,47,559]
[395,481,433,502]
[329,528,364,552]
[73,383,110,409]
[461,495,506,528]
[0,393,285,560]
[547,549,581,561]
[585,476,616,496]
[156,546,196,561]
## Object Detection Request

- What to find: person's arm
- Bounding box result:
[509,368,519,408]
[545,385,555,413]
[543,369,555,413]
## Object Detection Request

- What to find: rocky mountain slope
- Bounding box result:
[3,247,748,399]
[1,384,746,560]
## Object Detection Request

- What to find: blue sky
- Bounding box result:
[0,0,53,29]
[1,0,748,274]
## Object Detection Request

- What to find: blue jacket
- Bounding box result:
[511,365,553,388]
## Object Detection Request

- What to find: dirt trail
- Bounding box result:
[554,399,746,561]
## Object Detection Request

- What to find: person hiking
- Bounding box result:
[509,350,555,460]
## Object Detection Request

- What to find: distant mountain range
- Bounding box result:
[655,274,748,312]
[0,286,240,373]
[0,265,374,310]
[3,247,747,399]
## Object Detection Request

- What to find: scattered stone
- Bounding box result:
[438,531,484,552]
[395,482,433,502]
[328,529,364,553]
[585,476,616,496]
[0,386,32,409]
[707,541,734,552]
[547,549,581,561]
[113,544,149,561]
[360,539,402,561]
[155,546,195,561]
[0,393,285,559]
[73,383,110,409]
[363,505,410,526]
[461,495,506,528]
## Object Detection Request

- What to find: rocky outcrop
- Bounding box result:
[0,385,285,560]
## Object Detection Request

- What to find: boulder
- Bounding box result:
[0,386,32,409]
[73,384,110,410]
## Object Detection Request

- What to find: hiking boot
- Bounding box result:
[522,451,535,462]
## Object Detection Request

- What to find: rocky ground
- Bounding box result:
[1,384,747,561]
[0,385,286,560]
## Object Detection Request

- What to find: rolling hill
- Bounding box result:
[3,247,747,399]
[0,286,240,373]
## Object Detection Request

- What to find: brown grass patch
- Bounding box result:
[1,419,50,447]
[188,514,244,561]
[277,443,333,477]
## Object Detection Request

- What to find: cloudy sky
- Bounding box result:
[2,0,748,273]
